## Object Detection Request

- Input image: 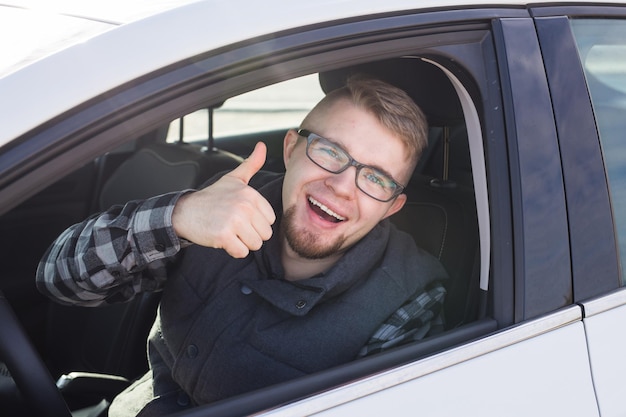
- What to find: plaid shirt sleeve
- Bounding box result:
[36,192,191,307]
[358,281,447,357]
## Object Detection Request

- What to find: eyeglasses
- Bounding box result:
[297,129,405,202]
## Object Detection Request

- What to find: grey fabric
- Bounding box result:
[99,144,241,209]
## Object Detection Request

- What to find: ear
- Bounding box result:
[381,193,407,220]
[283,129,301,167]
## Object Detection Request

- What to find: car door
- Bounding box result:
[537,6,626,417]
[242,12,600,417]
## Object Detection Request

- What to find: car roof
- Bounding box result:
[0,0,622,148]
[0,1,202,76]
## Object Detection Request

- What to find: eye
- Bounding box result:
[319,144,342,160]
[362,168,391,189]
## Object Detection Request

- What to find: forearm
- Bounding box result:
[36,192,190,306]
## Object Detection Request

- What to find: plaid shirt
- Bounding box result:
[37,191,446,355]
[359,282,446,357]
[36,192,189,306]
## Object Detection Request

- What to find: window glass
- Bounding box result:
[166,108,209,143]
[214,74,324,137]
[166,74,324,142]
[571,19,626,283]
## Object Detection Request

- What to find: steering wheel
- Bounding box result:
[0,290,71,417]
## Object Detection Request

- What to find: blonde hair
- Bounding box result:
[302,75,428,168]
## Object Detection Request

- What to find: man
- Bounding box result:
[37,76,448,416]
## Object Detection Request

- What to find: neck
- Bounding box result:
[281,242,342,281]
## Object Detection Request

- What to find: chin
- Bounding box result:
[282,206,347,259]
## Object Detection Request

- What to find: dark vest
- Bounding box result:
[114,174,447,414]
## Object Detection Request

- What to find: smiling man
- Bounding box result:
[37,76,448,416]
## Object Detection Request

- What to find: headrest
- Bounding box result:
[318,58,463,126]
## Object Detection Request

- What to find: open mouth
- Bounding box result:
[308,196,346,223]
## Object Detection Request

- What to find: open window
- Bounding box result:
[177,53,498,416]
[0,12,505,416]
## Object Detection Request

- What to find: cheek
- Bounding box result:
[281,178,297,211]
[282,169,308,209]
[283,160,324,200]
[353,199,389,227]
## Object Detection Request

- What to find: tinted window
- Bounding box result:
[572,19,626,283]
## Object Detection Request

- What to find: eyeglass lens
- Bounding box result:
[306,134,399,201]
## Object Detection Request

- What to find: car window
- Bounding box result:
[571,19,626,284]
[165,74,325,143]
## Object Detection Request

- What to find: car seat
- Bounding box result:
[41,131,244,410]
[319,57,480,329]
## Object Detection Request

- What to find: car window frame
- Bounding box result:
[492,16,574,322]
[533,9,622,301]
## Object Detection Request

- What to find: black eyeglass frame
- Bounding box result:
[296,129,405,202]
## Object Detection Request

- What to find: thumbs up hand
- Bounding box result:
[172,142,276,258]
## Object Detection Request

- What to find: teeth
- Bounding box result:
[308,197,346,221]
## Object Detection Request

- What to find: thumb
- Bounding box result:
[227,142,267,184]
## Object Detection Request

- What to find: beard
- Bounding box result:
[281,205,347,260]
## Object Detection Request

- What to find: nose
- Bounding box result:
[324,166,357,199]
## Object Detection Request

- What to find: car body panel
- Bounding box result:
[0,1,204,76]
[0,5,114,78]
[258,307,598,417]
[581,289,626,417]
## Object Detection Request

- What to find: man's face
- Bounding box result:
[281,99,411,259]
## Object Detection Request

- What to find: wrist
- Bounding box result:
[172,191,197,240]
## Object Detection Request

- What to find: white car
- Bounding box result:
[1,1,626,416]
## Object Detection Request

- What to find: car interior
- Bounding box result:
[0,56,483,416]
